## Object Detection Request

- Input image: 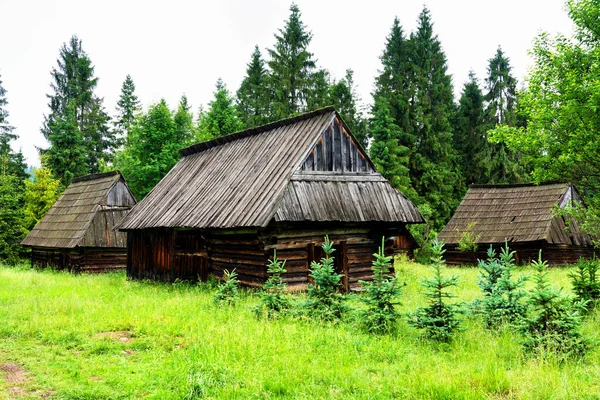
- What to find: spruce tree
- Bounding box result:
[306,69,331,110]
[267,3,316,119]
[44,102,87,187]
[453,72,490,185]
[197,79,244,141]
[236,46,270,128]
[329,70,368,147]
[42,35,115,178]
[0,173,24,264]
[0,73,28,183]
[359,238,402,334]
[369,97,413,197]
[174,95,194,142]
[484,47,526,184]
[254,250,291,319]
[114,74,141,142]
[408,8,463,229]
[408,240,462,342]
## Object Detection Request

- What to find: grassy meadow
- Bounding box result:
[0,261,599,399]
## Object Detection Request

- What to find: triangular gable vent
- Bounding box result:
[299,115,374,174]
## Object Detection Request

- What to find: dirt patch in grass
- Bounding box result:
[94,330,132,342]
[1,362,30,397]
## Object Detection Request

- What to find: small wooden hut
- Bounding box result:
[22,171,137,272]
[119,107,423,290]
[438,183,597,265]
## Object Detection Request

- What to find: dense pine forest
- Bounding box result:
[0,1,599,263]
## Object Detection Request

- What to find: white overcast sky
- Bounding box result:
[1,0,573,167]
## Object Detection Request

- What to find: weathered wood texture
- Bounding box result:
[439,183,592,245]
[439,183,596,266]
[444,242,599,266]
[120,108,422,231]
[127,223,416,291]
[22,171,136,272]
[30,247,126,273]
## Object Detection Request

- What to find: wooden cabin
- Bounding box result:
[438,183,597,265]
[22,171,137,272]
[119,107,423,291]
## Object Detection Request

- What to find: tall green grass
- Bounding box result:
[0,262,598,399]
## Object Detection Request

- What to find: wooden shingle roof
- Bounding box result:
[438,183,592,245]
[120,107,423,230]
[22,171,136,248]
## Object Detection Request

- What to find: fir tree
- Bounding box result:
[0,173,24,264]
[174,95,194,141]
[114,74,141,141]
[197,79,244,141]
[359,237,402,334]
[254,250,291,319]
[569,257,600,312]
[478,243,528,328]
[22,167,60,231]
[453,72,490,185]
[408,8,463,229]
[305,69,331,110]
[212,269,240,307]
[0,73,28,183]
[408,240,462,342]
[44,102,87,187]
[267,3,316,119]
[484,47,526,184]
[304,236,348,321]
[369,97,413,197]
[42,35,115,177]
[329,70,368,147]
[519,252,592,358]
[236,46,270,128]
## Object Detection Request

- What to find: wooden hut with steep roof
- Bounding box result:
[438,182,597,265]
[22,171,137,272]
[119,107,423,290]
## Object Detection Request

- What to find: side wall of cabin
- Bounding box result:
[30,246,127,272]
[126,223,417,290]
[443,242,599,266]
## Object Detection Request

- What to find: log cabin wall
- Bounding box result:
[443,242,599,266]
[31,247,126,272]
[260,223,413,291]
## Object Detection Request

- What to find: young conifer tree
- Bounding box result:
[213,269,240,307]
[359,237,402,334]
[408,240,461,341]
[519,252,591,358]
[254,250,291,319]
[304,236,348,321]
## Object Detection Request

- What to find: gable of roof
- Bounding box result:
[438,182,592,245]
[120,107,423,230]
[22,171,136,248]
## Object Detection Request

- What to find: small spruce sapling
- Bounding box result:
[254,250,290,318]
[519,251,592,358]
[408,240,462,342]
[212,269,239,307]
[478,242,528,327]
[456,221,480,253]
[304,236,348,321]
[358,237,401,334]
[569,257,600,312]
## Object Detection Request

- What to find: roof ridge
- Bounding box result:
[179,106,336,157]
[72,171,121,184]
[469,181,569,189]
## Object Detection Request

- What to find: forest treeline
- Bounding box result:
[0,1,599,263]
